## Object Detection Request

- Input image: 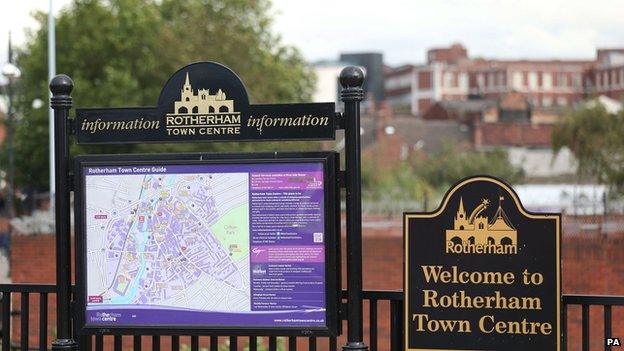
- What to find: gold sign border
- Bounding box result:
[403,176,561,351]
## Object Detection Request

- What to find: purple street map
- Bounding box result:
[83,162,327,328]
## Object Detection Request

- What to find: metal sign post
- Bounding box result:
[339,67,368,351]
[50,74,78,351]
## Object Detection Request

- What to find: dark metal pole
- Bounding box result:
[49,74,78,351]
[340,66,368,351]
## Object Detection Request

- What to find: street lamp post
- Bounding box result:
[1,62,21,218]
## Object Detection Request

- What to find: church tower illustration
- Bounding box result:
[446,197,517,248]
[171,72,235,115]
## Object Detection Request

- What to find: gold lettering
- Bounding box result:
[479,315,553,335]
[412,314,471,333]
[421,266,515,285]
[422,290,437,307]
[479,315,495,333]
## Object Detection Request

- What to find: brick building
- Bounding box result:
[386,43,623,115]
[589,48,624,100]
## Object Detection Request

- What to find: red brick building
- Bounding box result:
[589,48,624,100]
[386,43,623,115]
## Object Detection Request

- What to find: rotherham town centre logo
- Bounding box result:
[165,72,242,136]
[445,197,518,255]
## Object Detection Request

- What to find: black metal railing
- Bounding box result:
[1,284,55,351]
[562,294,624,351]
[1,284,622,351]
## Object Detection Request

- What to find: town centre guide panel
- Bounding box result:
[74,153,340,335]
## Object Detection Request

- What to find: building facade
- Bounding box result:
[589,49,624,100]
[386,43,623,116]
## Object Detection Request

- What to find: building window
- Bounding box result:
[512,72,523,90]
[557,96,567,106]
[488,73,495,87]
[572,74,582,88]
[542,73,553,90]
[444,72,453,88]
[557,73,567,87]
[543,96,552,107]
[528,72,538,89]
[603,71,609,87]
[459,73,468,89]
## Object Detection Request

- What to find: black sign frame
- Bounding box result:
[75,62,337,144]
[74,151,341,336]
[404,176,561,351]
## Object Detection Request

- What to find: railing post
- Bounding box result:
[49,74,78,351]
[339,66,368,351]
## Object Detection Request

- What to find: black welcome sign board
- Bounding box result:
[76,62,336,144]
[404,176,560,351]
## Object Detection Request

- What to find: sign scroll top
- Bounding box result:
[76,62,336,144]
[404,176,561,351]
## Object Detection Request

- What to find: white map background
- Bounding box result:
[85,170,250,313]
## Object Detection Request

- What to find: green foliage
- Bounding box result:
[416,144,524,189]
[362,145,524,212]
[9,0,315,191]
[552,104,624,190]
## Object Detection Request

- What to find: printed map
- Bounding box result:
[85,171,251,313]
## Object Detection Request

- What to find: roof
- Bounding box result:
[422,99,496,122]
[385,65,415,77]
[438,99,496,114]
[479,123,553,147]
[360,116,473,154]
[499,92,530,110]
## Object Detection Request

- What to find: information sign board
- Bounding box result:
[74,152,340,335]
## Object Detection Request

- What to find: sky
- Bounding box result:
[1,0,624,69]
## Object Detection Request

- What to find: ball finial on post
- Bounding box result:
[50,74,74,109]
[339,66,364,103]
[49,74,74,97]
[339,66,364,89]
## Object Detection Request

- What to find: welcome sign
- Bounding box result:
[404,176,560,351]
[75,62,336,144]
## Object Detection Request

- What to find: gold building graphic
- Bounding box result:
[171,72,235,115]
[445,197,517,254]
[165,72,242,137]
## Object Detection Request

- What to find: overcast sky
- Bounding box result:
[1,0,623,70]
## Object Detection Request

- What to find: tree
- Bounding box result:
[415,144,524,190]
[552,104,624,190]
[361,144,524,212]
[9,0,315,193]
